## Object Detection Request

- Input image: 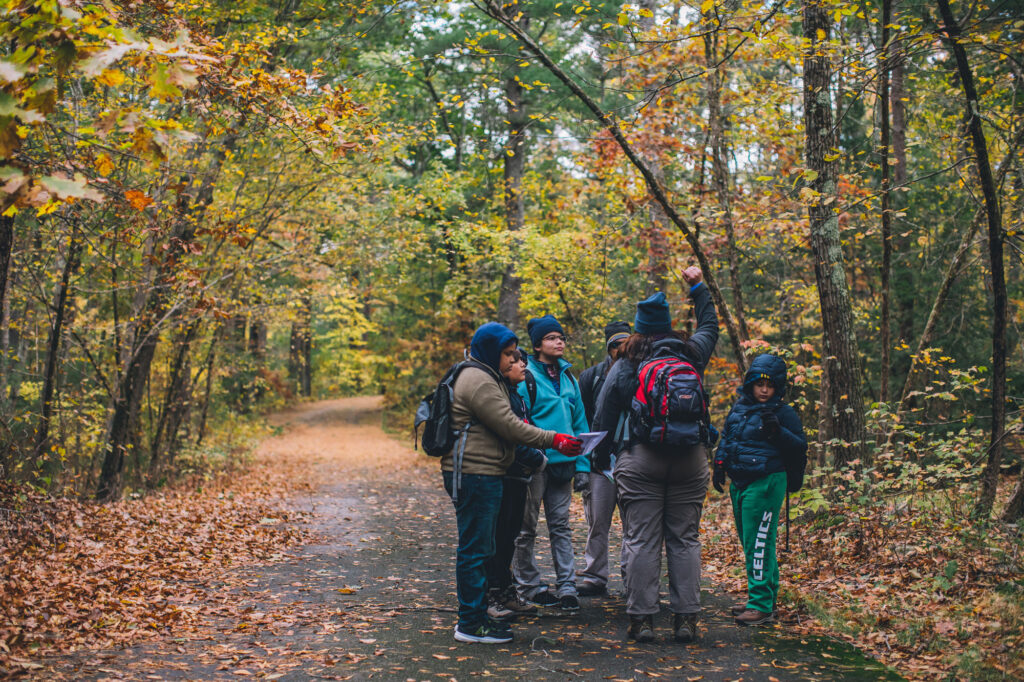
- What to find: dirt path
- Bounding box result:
[51,397,899,681]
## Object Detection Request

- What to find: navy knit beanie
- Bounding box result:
[604,321,631,349]
[527,314,565,348]
[634,292,672,335]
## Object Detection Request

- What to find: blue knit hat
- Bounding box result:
[634,292,672,335]
[527,314,565,348]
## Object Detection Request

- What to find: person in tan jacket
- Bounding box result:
[442,322,582,644]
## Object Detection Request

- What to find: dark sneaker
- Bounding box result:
[486,617,513,636]
[502,589,537,615]
[734,608,775,626]
[525,590,560,607]
[577,582,608,597]
[559,594,580,611]
[672,612,698,643]
[454,622,514,644]
[627,615,655,642]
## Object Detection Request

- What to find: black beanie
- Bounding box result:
[527,314,565,348]
[604,321,631,349]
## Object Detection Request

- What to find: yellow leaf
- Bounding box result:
[96,69,125,87]
[95,153,115,177]
[617,12,628,25]
[701,0,715,13]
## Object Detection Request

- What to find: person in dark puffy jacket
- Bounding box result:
[590,266,718,644]
[485,349,548,620]
[712,353,808,627]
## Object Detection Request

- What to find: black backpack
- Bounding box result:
[414,360,481,457]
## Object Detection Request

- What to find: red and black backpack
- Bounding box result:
[629,354,710,449]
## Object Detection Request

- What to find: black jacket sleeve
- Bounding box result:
[578,363,599,426]
[683,283,719,373]
[591,358,637,460]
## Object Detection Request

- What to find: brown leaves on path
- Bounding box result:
[0,396,420,678]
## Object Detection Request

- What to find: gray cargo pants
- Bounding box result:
[513,469,577,598]
[615,442,709,616]
[580,471,625,588]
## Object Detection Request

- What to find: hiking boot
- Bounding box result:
[734,608,775,626]
[559,594,580,611]
[502,589,537,615]
[577,581,608,597]
[525,590,560,607]
[627,615,655,642]
[487,594,515,621]
[732,603,778,618]
[454,622,514,644]
[672,612,698,643]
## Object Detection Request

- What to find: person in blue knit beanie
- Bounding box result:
[512,314,590,611]
[589,267,720,644]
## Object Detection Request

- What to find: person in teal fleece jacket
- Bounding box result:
[512,314,590,610]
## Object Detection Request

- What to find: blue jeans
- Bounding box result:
[443,471,504,629]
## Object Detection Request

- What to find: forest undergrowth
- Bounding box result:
[704,475,1024,680]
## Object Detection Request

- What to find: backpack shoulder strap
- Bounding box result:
[524,368,537,409]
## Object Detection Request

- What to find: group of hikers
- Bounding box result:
[426,266,808,645]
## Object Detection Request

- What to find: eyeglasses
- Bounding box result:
[542,334,566,343]
[608,340,623,351]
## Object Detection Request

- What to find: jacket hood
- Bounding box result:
[742,353,788,399]
[470,322,519,376]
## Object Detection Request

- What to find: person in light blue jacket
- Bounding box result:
[512,314,590,611]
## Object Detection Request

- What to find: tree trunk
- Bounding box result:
[936,0,1006,518]
[802,0,866,465]
[878,0,893,403]
[289,296,313,398]
[890,4,914,355]
[195,326,220,447]
[496,4,528,330]
[148,320,199,486]
[704,25,750,347]
[1002,469,1024,522]
[638,0,670,297]
[0,215,13,402]
[33,227,78,465]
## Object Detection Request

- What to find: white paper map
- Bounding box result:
[577,431,608,456]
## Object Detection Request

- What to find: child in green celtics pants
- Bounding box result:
[712,354,808,626]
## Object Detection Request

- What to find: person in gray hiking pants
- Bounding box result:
[512,315,590,611]
[576,320,631,597]
[590,266,719,644]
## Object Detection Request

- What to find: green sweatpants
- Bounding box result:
[729,472,786,614]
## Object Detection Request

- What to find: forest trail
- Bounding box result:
[52,397,898,681]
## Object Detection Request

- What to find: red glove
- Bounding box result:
[552,434,583,457]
